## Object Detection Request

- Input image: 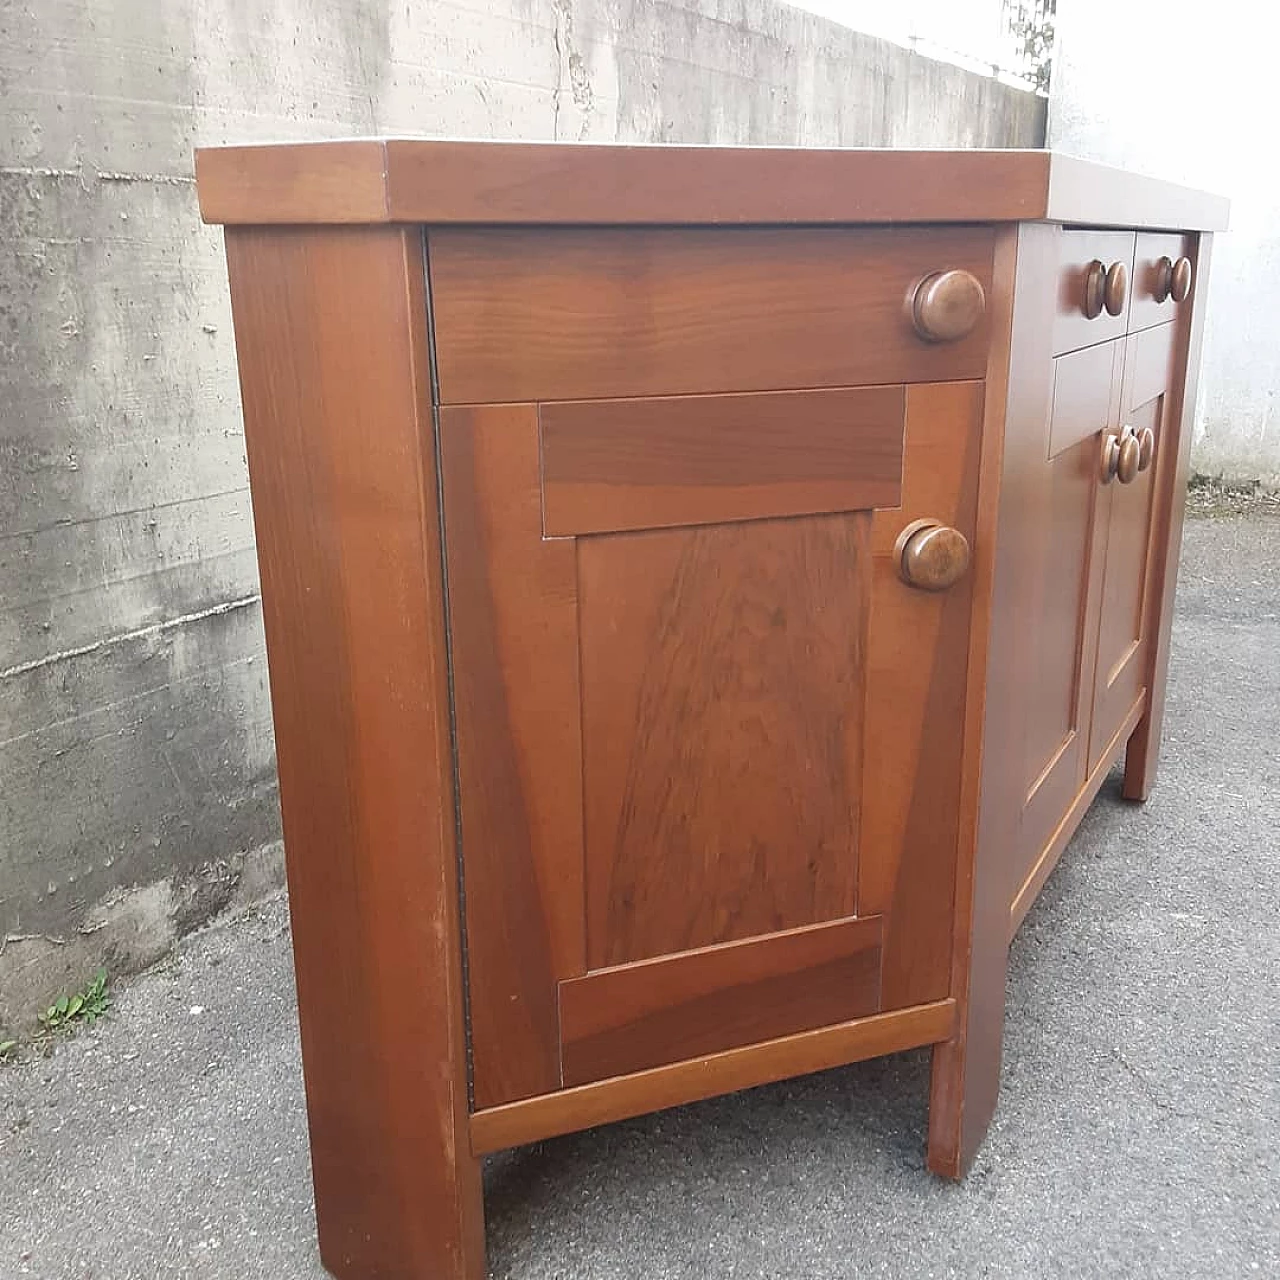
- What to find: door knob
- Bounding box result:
[1154,255,1193,303]
[910,270,986,342]
[1136,425,1155,472]
[1116,427,1141,484]
[1100,431,1121,483]
[1083,260,1129,319]
[896,520,971,591]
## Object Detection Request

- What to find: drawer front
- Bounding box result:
[428,226,996,404]
[1129,232,1195,332]
[1052,229,1136,357]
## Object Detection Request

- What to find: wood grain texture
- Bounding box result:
[1130,233,1195,332]
[429,226,996,404]
[578,514,869,967]
[861,381,983,1010]
[1052,229,1136,357]
[196,140,1230,232]
[223,226,484,1278]
[471,1000,957,1155]
[928,222,1052,1179]
[1124,238,1213,802]
[540,387,905,536]
[1047,339,1123,458]
[438,403,584,1108]
[559,915,882,1086]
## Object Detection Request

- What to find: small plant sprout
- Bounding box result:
[37,968,110,1036]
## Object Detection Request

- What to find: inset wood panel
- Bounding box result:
[559,915,882,1086]
[1052,229,1135,357]
[578,514,869,967]
[540,386,905,536]
[1047,339,1123,458]
[430,226,996,404]
[439,404,584,1107]
[861,381,984,1010]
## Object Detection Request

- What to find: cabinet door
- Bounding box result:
[441,382,983,1107]
[1015,339,1120,896]
[1088,323,1177,772]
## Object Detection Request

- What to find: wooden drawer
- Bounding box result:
[1052,229,1136,357]
[428,226,995,404]
[1129,232,1196,332]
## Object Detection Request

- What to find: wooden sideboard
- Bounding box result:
[196,141,1227,1280]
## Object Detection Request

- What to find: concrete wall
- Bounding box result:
[1050,0,1277,488]
[0,0,1044,1028]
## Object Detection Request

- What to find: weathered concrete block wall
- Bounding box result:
[0,0,1044,1025]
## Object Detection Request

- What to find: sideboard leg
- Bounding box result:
[1122,713,1159,802]
[925,926,1009,1178]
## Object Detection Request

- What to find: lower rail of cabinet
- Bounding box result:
[469,999,957,1155]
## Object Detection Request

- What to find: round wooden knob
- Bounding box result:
[1083,260,1106,319]
[1170,255,1193,302]
[1100,432,1121,484]
[911,270,986,343]
[1136,425,1155,472]
[1116,429,1141,484]
[896,520,971,591]
[1104,260,1128,316]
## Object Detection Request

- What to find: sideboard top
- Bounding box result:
[195,139,1229,232]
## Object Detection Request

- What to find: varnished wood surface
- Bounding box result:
[1088,325,1175,773]
[861,381,983,1010]
[438,404,584,1107]
[470,1000,957,1155]
[196,139,1230,231]
[224,227,484,1278]
[1010,694,1147,936]
[578,514,869,966]
[1124,237,1213,801]
[927,222,1052,1178]
[1052,229,1135,357]
[1046,339,1123,458]
[540,387,905,536]
[429,226,996,404]
[559,916,882,1086]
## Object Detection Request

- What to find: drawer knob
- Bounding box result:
[1116,427,1141,484]
[1100,431,1121,483]
[1153,255,1192,303]
[1083,259,1128,319]
[911,270,985,343]
[1136,425,1156,472]
[896,520,971,591]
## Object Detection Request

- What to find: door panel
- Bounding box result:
[1089,324,1175,771]
[580,514,869,967]
[1015,351,1116,892]
[443,383,983,1103]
